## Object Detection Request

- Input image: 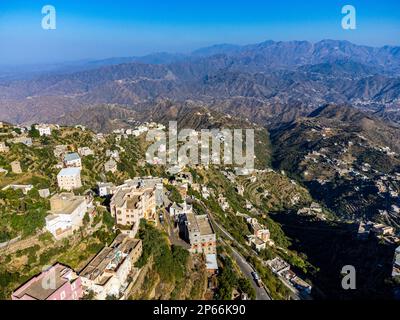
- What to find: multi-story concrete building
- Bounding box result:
[57,168,82,191]
[248,218,271,242]
[12,263,83,300]
[184,212,216,255]
[124,177,164,206]
[80,234,142,300]
[110,185,157,235]
[45,193,88,239]
[64,153,82,168]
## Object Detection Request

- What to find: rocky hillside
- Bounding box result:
[1,40,400,126]
[271,105,400,223]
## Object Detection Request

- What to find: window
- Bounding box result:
[60,291,66,300]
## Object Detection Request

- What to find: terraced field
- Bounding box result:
[238,171,312,212]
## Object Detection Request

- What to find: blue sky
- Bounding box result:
[0,0,399,65]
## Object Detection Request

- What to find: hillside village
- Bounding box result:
[0,120,399,300]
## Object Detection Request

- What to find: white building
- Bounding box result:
[57,168,82,191]
[64,153,82,168]
[36,124,52,136]
[97,182,115,197]
[184,213,217,255]
[45,193,88,239]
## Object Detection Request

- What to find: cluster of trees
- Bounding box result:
[0,270,26,299]
[215,255,256,300]
[136,220,189,284]
[0,189,49,240]
[165,184,183,204]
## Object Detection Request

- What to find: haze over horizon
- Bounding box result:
[1,0,399,65]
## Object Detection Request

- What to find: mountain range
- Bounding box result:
[0,39,399,128]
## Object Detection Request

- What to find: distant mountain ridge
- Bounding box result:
[0,39,400,126]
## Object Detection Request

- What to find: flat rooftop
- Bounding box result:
[206,254,218,270]
[80,235,140,283]
[13,264,70,300]
[64,153,80,162]
[49,193,86,215]
[186,212,214,236]
[58,167,81,176]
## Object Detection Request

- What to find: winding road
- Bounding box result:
[208,212,272,300]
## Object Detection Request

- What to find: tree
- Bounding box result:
[165,185,183,204]
[83,212,90,225]
[28,127,40,138]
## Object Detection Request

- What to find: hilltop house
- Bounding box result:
[123,177,164,206]
[12,263,83,300]
[106,150,120,160]
[169,201,193,219]
[45,193,88,239]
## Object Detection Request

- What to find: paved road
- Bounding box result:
[230,246,271,300]
[207,212,272,300]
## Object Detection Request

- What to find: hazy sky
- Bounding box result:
[0,0,399,65]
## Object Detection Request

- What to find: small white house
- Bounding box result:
[36,124,52,137]
[45,193,88,239]
[98,182,115,197]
